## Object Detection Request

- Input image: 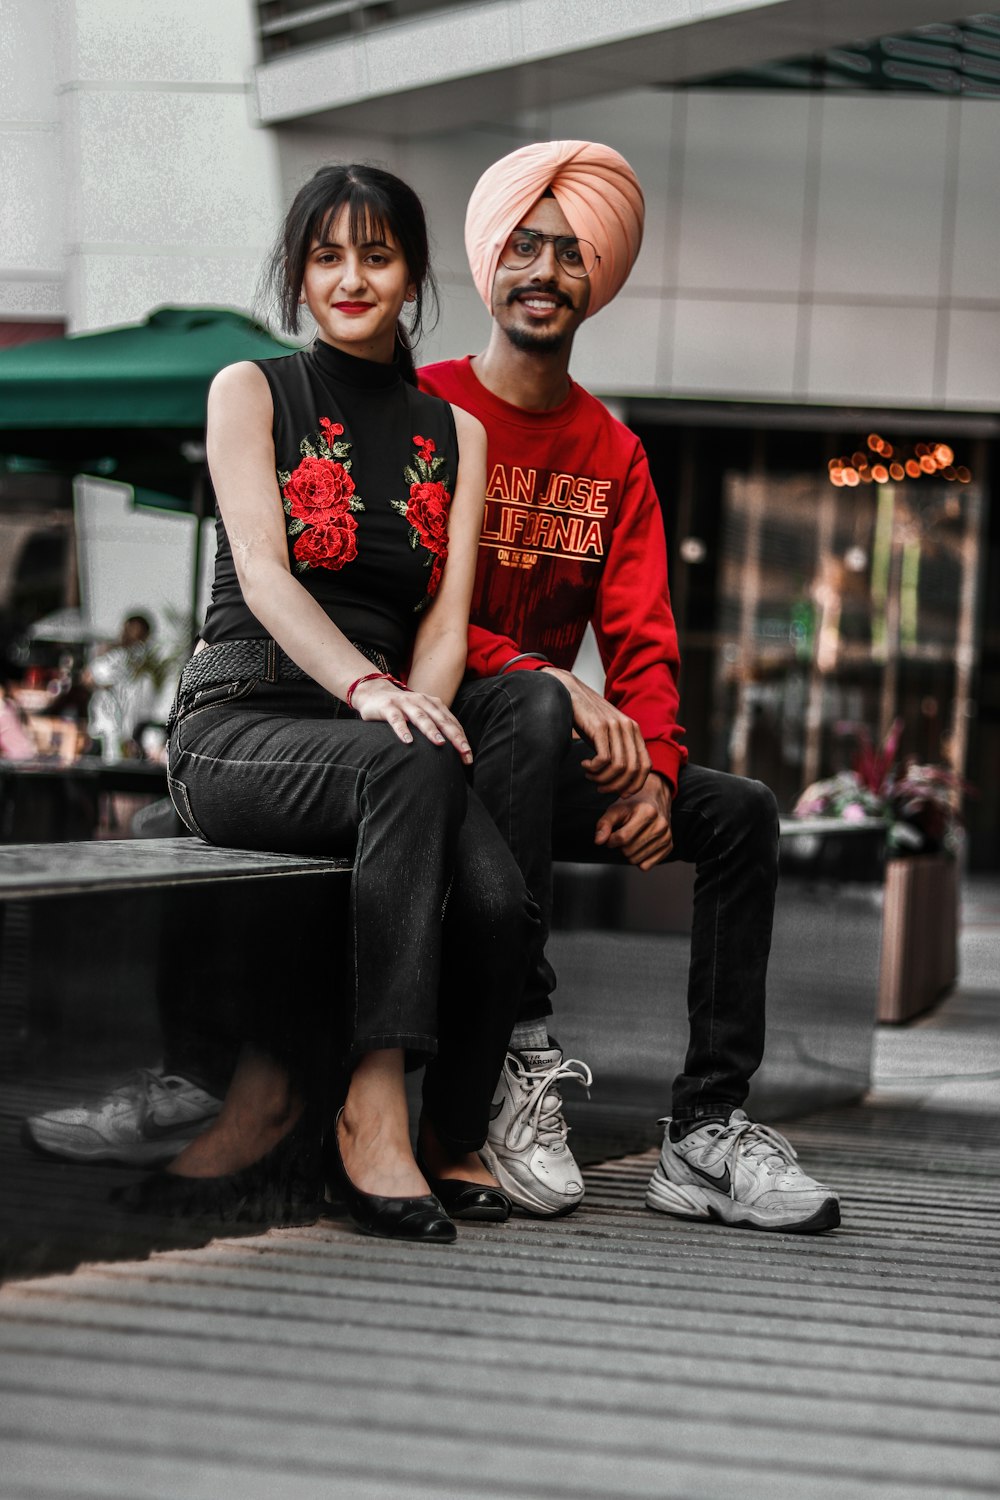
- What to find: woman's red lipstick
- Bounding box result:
[333,301,373,314]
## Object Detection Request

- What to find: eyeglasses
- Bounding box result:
[498,229,600,279]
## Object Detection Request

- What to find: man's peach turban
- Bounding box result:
[465,140,644,319]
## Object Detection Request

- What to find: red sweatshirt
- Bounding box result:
[419,356,687,790]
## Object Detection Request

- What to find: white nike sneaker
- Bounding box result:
[646,1109,841,1232]
[480,1044,593,1217]
[22,1067,223,1165]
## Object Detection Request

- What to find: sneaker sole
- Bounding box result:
[646,1165,841,1233]
[21,1119,198,1166]
[480,1143,584,1219]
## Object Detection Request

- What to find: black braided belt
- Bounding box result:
[168,638,390,732]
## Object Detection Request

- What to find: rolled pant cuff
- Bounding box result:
[421,1114,487,1155]
[514,1001,553,1024]
[671,1099,744,1125]
[350,1032,438,1063]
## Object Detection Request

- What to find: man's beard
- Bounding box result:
[503,322,568,354]
[499,285,575,354]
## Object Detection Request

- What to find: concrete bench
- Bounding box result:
[2,819,886,1134]
[0,837,351,901]
[0,839,351,1075]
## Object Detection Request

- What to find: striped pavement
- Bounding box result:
[0,884,998,1499]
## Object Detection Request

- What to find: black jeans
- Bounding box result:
[453,672,779,1123]
[167,679,537,1151]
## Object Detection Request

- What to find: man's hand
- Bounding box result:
[594,772,673,871]
[541,666,650,796]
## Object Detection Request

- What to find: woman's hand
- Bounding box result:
[351,677,472,765]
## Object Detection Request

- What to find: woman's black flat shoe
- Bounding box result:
[415,1150,512,1222]
[110,1111,323,1227]
[325,1111,456,1244]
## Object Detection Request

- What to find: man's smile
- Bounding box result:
[507,288,573,312]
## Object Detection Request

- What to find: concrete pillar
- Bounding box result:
[55,0,280,333]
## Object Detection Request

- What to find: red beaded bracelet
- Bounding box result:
[345,671,407,710]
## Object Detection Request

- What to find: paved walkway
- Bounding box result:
[1,882,998,1500]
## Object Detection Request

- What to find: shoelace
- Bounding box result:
[109,1067,187,1117]
[708,1117,798,1195]
[507,1057,593,1149]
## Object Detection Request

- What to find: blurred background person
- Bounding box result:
[83,613,156,763]
[0,679,38,760]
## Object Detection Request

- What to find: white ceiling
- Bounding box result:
[254,0,967,133]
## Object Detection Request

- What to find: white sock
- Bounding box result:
[510,1020,550,1053]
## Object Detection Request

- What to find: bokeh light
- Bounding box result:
[827,435,969,487]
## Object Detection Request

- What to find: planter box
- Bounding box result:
[878,854,959,1023]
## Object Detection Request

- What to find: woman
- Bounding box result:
[127,165,536,1243]
[0,682,37,760]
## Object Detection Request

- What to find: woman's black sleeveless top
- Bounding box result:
[201,339,458,676]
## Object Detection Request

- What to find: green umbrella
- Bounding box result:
[0,305,296,501]
[0,305,294,429]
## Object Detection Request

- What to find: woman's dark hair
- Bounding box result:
[264,164,438,385]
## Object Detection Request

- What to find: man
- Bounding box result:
[84,614,157,763]
[420,140,840,1232]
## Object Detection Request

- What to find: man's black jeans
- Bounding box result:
[453,671,779,1123]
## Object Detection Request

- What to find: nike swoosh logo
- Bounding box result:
[489,1100,504,1120]
[687,1159,732,1194]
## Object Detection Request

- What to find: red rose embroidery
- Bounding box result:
[283,455,355,521]
[392,435,452,607]
[292,511,358,571]
[406,480,450,553]
[427,554,445,598]
[320,418,344,446]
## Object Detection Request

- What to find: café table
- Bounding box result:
[0,758,168,843]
